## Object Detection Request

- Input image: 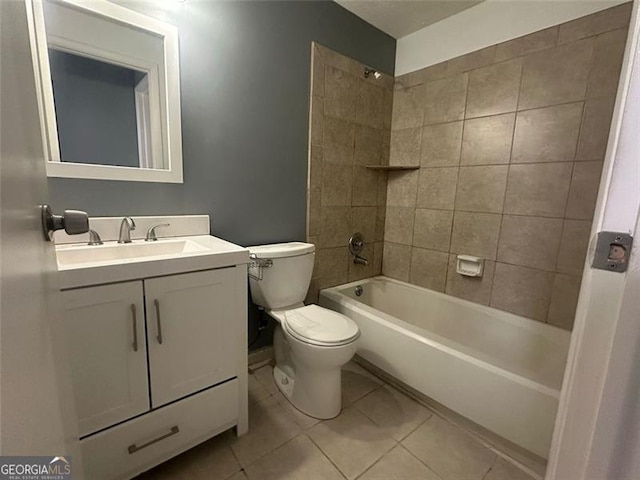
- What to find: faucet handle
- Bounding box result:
[145,223,170,242]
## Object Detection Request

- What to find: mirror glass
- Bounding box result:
[48,49,154,168]
[30,0,183,183]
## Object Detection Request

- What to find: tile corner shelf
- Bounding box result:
[365,165,420,171]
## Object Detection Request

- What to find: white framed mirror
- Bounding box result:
[26,0,183,183]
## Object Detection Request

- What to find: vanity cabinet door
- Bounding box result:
[61,282,149,436]
[145,268,239,408]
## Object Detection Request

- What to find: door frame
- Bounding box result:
[546,1,640,477]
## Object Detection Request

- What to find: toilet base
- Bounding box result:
[273,364,343,420]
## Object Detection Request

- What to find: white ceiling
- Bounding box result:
[335,0,485,39]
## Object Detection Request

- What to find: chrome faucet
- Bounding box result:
[118,217,136,243]
[88,229,103,246]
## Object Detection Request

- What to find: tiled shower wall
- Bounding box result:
[305,44,393,303]
[383,3,631,330]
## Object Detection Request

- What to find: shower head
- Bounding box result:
[364,68,381,79]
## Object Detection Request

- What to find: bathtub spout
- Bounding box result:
[353,254,369,266]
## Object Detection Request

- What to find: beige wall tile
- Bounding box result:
[576,97,615,161]
[395,62,449,89]
[409,247,449,292]
[557,219,592,276]
[320,206,351,247]
[494,27,559,63]
[445,255,495,305]
[466,59,523,118]
[377,173,388,206]
[422,73,469,125]
[312,47,325,98]
[588,28,627,99]
[354,125,383,165]
[310,96,323,146]
[519,38,594,110]
[387,170,419,207]
[420,121,463,167]
[316,43,364,77]
[384,206,415,245]
[566,161,604,219]
[309,146,322,191]
[450,211,502,260]
[504,163,573,217]
[383,242,412,281]
[413,209,454,252]
[357,80,388,129]
[324,141,353,164]
[321,163,353,206]
[348,241,383,282]
[547,274,582,330]
[416,167,458,210]
[512,103,583,163]
[558,3,632,44]
[461,113,515,166]
[317,247,349,283]
[389,128,421,166]
[455,165,508,214]
[375,206,386,240]
[351,206,377,243]
[392,85,425,130]
[308,189,321,237]
[402,416,495,480]
[352,166,378,206]
[490,263,555,321]
[445,46,496,76]
[324,115,355,147]
[497,215,564,271]
[324,66,357,121]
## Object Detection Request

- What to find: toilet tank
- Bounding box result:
[247,242,315,309]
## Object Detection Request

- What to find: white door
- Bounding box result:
[145,268,239,408]
[0,0,80,469]
[61,282,149,436]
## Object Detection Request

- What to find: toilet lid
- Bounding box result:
[283,305,359,346]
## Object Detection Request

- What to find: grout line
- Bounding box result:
[306,432,350,480]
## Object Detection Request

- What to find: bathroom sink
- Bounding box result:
[56,239,207,266]
[55,235,249,289]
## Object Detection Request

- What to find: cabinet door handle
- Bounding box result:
[127,425,179,454]
[130,304,138,352]
[154,299,163,344]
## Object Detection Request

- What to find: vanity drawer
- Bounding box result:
[81,379,239,480]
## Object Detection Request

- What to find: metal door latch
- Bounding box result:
[592,231,633,273]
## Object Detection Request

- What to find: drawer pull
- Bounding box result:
[154,299,163,344]
[130,304,138,352]
[127,425,179,454]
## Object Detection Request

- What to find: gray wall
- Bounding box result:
[48,0,395,248]
[49,50,140,167]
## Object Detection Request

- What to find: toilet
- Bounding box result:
[247,242,359,419]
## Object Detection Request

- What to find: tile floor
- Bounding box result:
[137,362,537,480]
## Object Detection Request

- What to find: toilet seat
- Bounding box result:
[278,305,359,347]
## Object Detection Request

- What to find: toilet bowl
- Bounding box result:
[247,242,359,419]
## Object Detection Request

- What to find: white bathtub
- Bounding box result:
[319,276,570,459]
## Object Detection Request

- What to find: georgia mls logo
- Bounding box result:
[0,456,72,479]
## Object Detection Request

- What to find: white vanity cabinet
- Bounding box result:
[61,263,248,480]
[145,268,239,408]
[62,282,149,436]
